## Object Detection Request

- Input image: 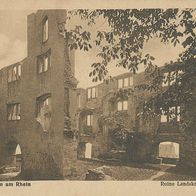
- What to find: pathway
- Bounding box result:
[149,164,175,180]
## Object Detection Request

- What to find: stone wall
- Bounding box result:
[0,10,72,179]
[77,65,196,168]
[63,137,78,177]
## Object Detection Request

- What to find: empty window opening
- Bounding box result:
[124,77,129,87]
[78,94,81,108]
[42,17,49,42]
[129,76,133,86]
[117,100,128,111]
[87,87,98,99]
[37,50,51,74]
[118,79,123,88]
[170,71,176,85]
[36,94,51,132]
[160,106,181,123]
[162,70,184,87]
[7,103,21,121]
[118,77,133,89]
[7,64,22,83]
[87,114,93,126]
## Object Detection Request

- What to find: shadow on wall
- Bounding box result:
[21,152,63,180]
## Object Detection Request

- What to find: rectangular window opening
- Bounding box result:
[7,103,21,121]
[36,95,51,118]
[118,79,123,88]
[117,100,128,111]
[87,89,91,99]
[117,101,123,111]
[44,56,49,72]
[87,114,93,126]
[170,71,177,86]
[129,77,133,86]
[87,87,98,99]
[78,94,81,108]
[160,108,167,123]
[43,18,49,42]
[124,78,129,87]
[162,72,169,87]
[118,77,133,89]
[7,64,22,83]
[160,106,181,123]
[37,50,51,74]
[91,87,96,98]
[123,100,128,110]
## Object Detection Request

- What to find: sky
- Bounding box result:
[0,10,184,88]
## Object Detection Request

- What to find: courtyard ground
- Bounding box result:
[0,159,196,181]
[63,159,196,181]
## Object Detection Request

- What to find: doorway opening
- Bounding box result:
[85,143,92,159]
[5,141,22,174]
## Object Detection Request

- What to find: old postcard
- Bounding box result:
[0,0,195,195]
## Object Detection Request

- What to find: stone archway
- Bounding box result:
[157,141,180,165]
[5,140,22,173]
[153,132,184,165]
[159,142,179,159]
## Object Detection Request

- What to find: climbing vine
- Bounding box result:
[109,87,134,103]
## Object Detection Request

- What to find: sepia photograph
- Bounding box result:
[0,2,196,191]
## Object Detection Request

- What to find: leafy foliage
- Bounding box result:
[64,9,196,130]
[67,9,195,77]
[110,88,134,103]
[110,124,129,149]
[81,124,93,135]
[126,132,154,162]
[98,111,129,129]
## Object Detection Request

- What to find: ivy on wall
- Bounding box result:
[98,111,129,129]
[109,88,134,103]
[81,124,93,136]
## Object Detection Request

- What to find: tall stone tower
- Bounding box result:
[0,10,77,180]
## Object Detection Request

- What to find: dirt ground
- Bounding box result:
[63,159,196,181]
[64,160,158,180]
[0,159,195,181]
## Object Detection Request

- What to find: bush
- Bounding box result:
[110,124,129,149]
[126,132,154,162]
